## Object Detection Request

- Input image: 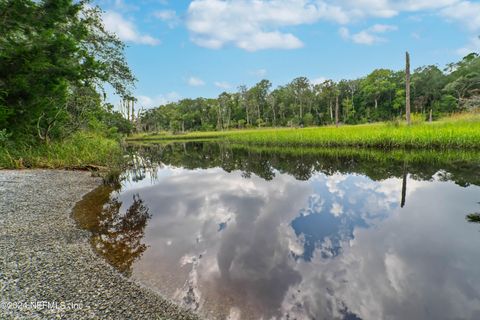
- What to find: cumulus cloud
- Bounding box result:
[137,92,180,109]
[187,76,206,86]
[184,0,477,51]
[154,9,181,28]
[311,77,327,85]
[340,24,398,45]
[251,68,267,77]
[103,11,160,45]
[186,0,348,51]
[111,0,139,12]
[440,1,480,31]
[337,0,460,18]
[456,36,480,56]
[215,81,233,89]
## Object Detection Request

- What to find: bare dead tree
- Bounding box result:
[406,51,411,125]
[37,109,62,144]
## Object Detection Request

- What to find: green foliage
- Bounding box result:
[0,129,11,146]
[256,118,265,127]
[0,0,135,142]
[0,0,135,171]
[138,54,480,133]
[303,113,314,126]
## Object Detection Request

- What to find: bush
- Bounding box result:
[256,118,265,127]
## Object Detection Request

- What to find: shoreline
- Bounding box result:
[126,113,480,149]
[0,169,198,320]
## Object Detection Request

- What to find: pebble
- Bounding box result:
[0,170,199,320]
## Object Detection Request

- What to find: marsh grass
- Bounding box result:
[0,131,124,170]
[129,113,480,149]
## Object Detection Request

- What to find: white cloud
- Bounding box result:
[112,0,139,12]
[440,1,480,31]
[185,0,477,51]
[103,11,160,45]
[312,77,327,85]
[187,76,206,86]
[154,9,181,28]
[214,81,233,89]
[330,202,343,217]
[237,31,303,51]
[411,32,421,40]
[456,36,480,56]
[369,24,398,33]
[137,92,180,109]
[186,0,348,51]
[340,24,398,45]
[337,0,460,18]
[252,69,267,77]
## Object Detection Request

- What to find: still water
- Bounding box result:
[74,142,480,320]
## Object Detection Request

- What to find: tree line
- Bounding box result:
[0,0,135,145]
[140,53,480,133]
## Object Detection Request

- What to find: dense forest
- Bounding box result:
[140,53,480,132]
[0,0,134,147]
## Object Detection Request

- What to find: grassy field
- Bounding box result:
[128,113,480,149]
[0,131,124,170]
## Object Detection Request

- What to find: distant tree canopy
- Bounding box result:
[0,0,135,142]
[140,53,480,133]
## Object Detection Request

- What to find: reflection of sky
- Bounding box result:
[291,174,398,261]
[111,166,480,320]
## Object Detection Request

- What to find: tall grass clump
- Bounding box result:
[0,131,124,170]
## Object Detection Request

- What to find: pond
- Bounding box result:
[74,142,480,320]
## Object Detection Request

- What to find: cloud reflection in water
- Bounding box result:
[80,164,480,320]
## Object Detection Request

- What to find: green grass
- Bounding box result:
[225,143,480,164]
[0,131,124,170]
[128,113,480,149]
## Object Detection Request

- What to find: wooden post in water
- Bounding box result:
[405,52,411,125]
[401,161,408,208]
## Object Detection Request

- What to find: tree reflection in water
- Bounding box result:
[126,142,480,187]
[467,201,480,224]
[467,213,480,223]
[73,141,480,319]
[74,186,151,275]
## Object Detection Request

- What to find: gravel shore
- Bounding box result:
[0,170,199,320]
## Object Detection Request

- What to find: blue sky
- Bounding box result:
[95,0,480,109]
